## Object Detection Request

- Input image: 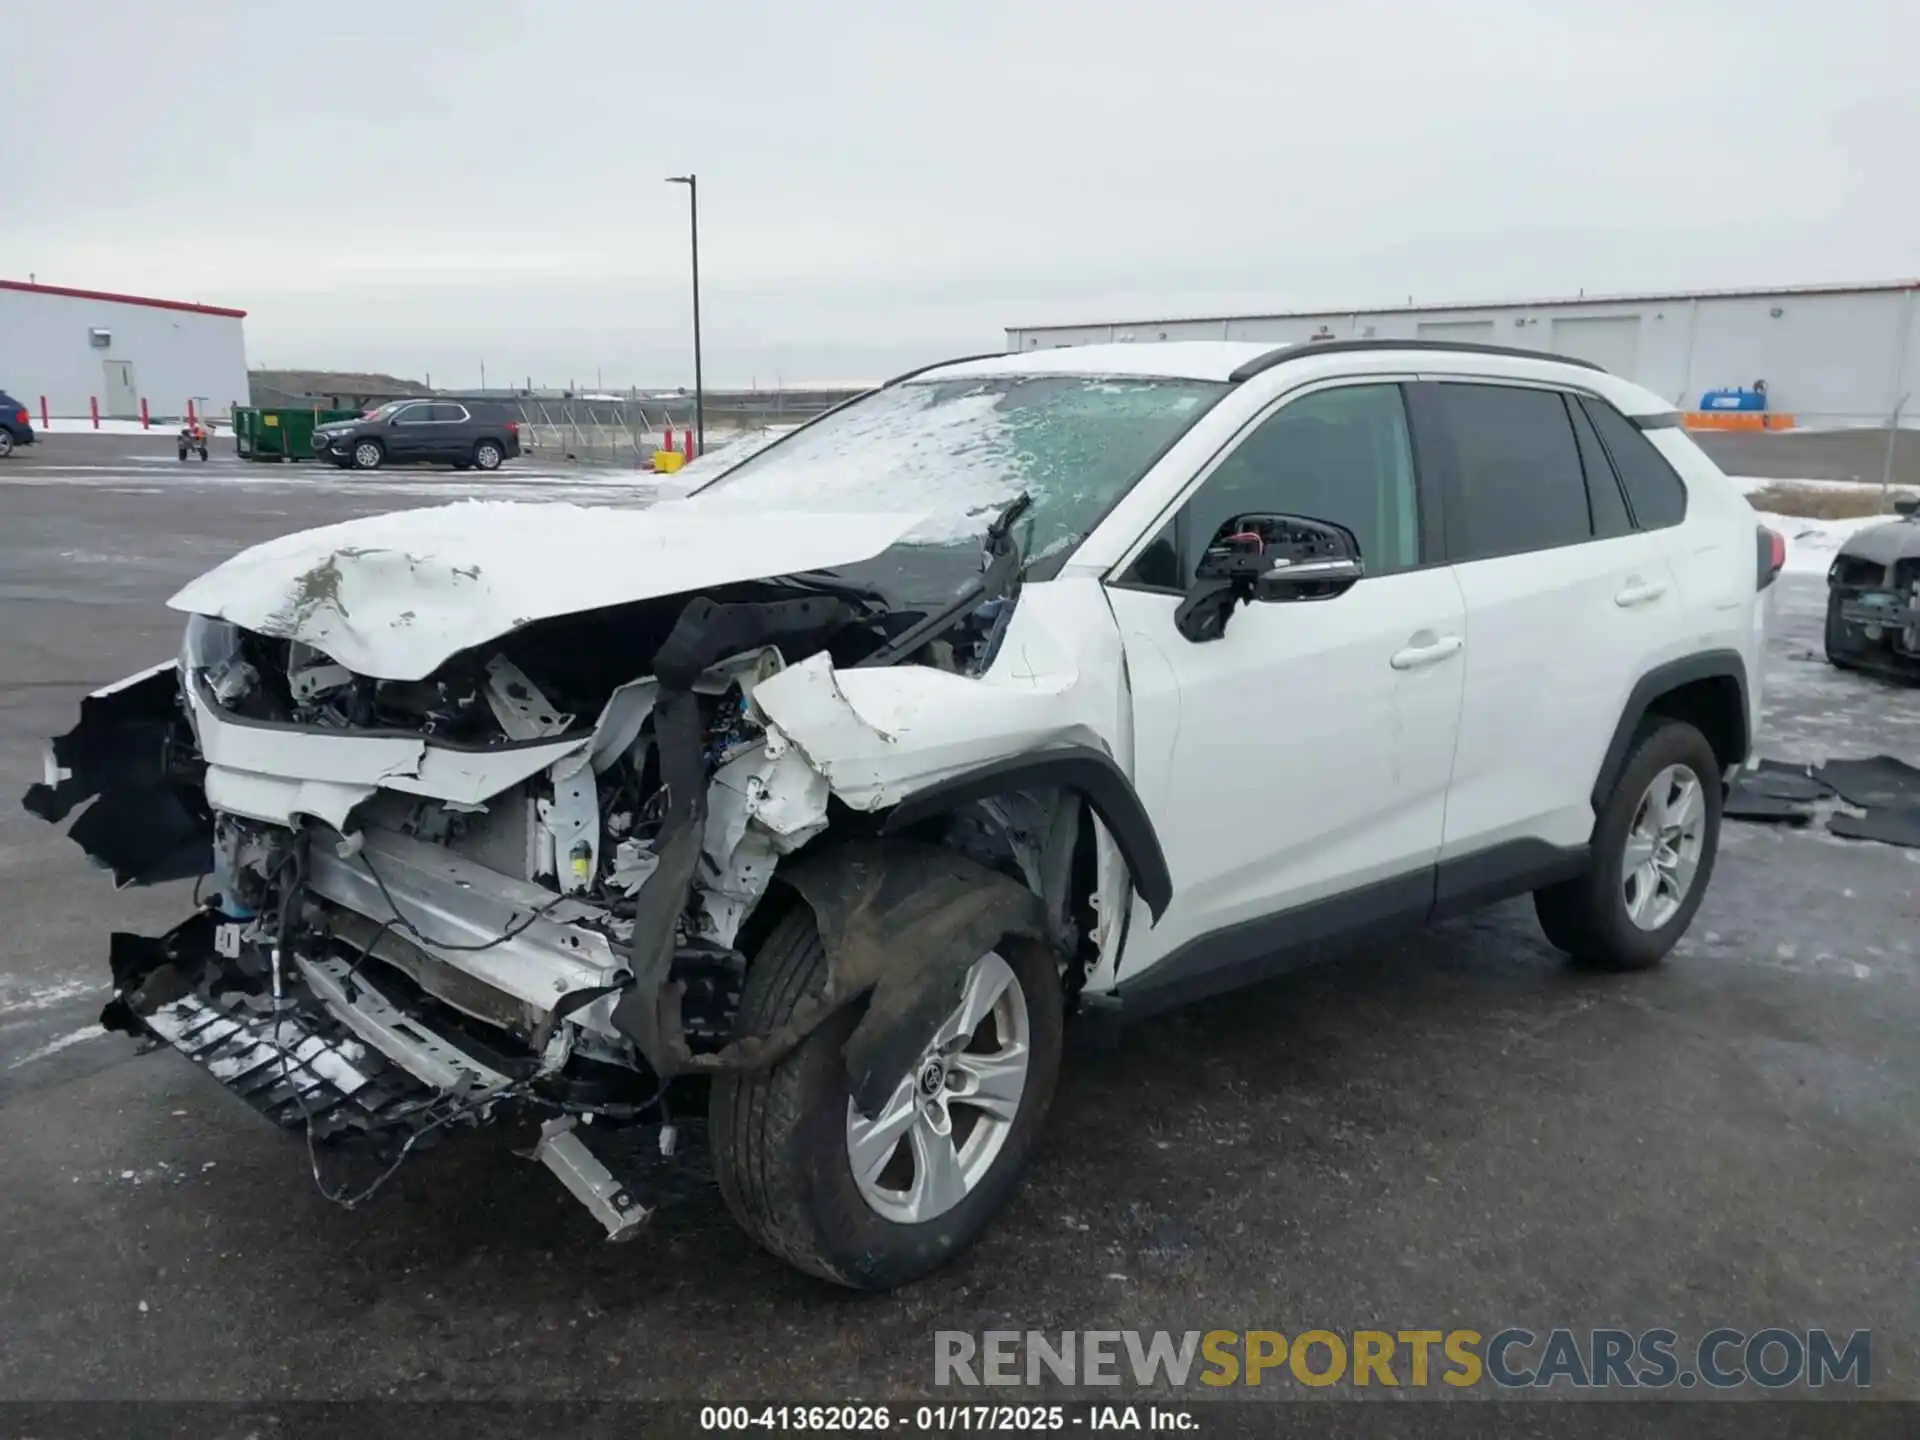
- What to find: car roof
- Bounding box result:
[918,340,1676,418]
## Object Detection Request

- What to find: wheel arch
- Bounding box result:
[874,745,1173,923]
[1590,649,1750,812]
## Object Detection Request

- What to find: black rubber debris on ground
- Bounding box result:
[1810,755,1920,810]
[1828,806,1920,849]
[1724,788,1815,824]
[1725,761,1825,822]
[1749,757,1835,801]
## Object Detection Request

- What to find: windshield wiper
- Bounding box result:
[853,492,1033,669]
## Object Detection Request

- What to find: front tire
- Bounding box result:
[352,439,384,470]
[711,905,1063,1290]
[1534,719,1722,971]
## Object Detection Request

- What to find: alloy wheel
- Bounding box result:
[844,951,1031,1224]
[1621,763,1706,931]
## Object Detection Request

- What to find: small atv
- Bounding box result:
[177,424,211,462]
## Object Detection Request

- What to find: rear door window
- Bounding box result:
[1432,383,1593,561]
[1580,398,1688,529]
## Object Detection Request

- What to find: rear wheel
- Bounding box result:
[0,431,12,458]
[711,904,1063,1290]
[472,440,503,471]
[353,439,384,470]
[1535,719,1721,971]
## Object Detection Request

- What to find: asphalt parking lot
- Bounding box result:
[1,432,1916,1403]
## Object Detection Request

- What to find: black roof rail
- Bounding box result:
[883,352,1009,387]
[1227,338,1607,383]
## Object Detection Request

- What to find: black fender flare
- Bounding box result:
[1589,649,1750,812]
[876,745,1173,923]
[776,839,1050,1116]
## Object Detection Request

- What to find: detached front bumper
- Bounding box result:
[103,907,654,1239]
[104,909,513,1143]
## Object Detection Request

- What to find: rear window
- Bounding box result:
[1581,398,1688,529]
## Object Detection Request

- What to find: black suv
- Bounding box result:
[312,399,522,471]
[0,390,35,458]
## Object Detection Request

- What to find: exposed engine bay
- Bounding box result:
[24,497,1154,1240]
[1826,503,1920,682]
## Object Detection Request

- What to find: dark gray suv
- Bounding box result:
[312,399,522,471]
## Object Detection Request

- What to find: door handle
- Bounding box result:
[1614,579,1669,608]
[1390,636,1463,670]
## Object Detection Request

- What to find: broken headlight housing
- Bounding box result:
[180,613,243,673]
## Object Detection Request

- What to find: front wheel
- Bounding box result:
[352,439,384,470]
[1535,718,1722,971]
[711,906,1063,1290]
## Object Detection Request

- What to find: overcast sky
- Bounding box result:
[5,0,1914,388]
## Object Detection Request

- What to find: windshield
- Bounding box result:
[689,373,1227,563]
[364,401,412,420]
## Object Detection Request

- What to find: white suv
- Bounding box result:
[27,340,1779,1290]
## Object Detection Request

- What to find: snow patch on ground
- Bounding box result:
[7,1024,106,1070]
[29,418,225,437]
[0,977,104,1017]
[1750,510,1894,576]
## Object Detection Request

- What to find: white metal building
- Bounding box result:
[1006,280,1920,422]
[0,279,249,421]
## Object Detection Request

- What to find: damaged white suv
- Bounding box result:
[26,341,1778,1290]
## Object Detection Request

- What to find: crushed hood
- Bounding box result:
[167,500,927,681]
[1837,517,1920,568]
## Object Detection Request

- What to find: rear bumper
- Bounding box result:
[2,425,31,446]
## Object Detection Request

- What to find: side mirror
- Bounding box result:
[1175,513,1363,643]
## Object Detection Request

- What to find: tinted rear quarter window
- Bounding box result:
[1435,383,1593,561]
[1567,398,1634,539]
[1582,398,1688,529]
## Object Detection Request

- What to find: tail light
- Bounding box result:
[13,409,26,425]
[505,421,519,434]
[1756,525,1785,589]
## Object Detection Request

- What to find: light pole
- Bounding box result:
[665,173,704,455]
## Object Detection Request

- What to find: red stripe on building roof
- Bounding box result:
[0,278,246,319]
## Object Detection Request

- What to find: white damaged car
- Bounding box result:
[25,341,1775,1289]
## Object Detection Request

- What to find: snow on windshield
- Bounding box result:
[690,374,1226,550]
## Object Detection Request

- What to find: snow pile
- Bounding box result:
[1749,511,1892,577]
[30,417,220,437]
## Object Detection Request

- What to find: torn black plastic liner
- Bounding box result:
[20,665,212,886]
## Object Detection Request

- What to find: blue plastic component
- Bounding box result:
[1699,387,1767,412]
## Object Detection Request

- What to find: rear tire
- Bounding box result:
[472,440,503,471]
[0,431,12,459]
[711,903,1063,1291]
[1534,719,1722,972]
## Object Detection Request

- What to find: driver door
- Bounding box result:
[384,402,430,460]
[1103,380,1468,992]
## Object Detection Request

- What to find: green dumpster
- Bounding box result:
[232,407,360,462]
